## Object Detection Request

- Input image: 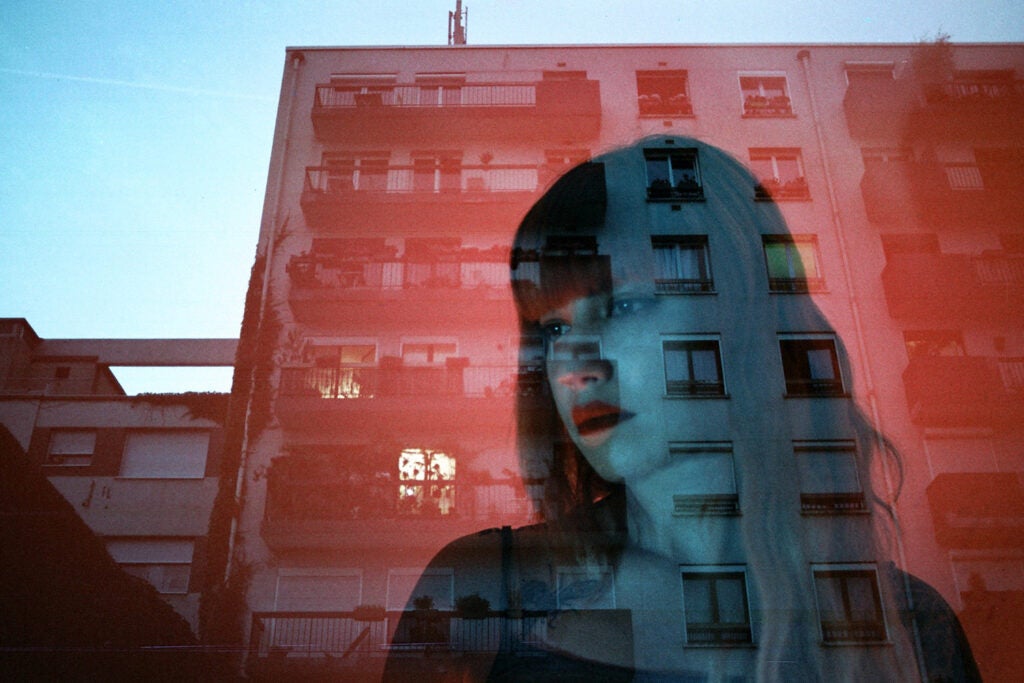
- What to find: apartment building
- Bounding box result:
[231,43,1024,679]
[0,318,236,631]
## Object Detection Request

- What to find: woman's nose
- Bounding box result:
[553,360,612,391]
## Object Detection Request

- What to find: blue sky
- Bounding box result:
[2,1,1021,391]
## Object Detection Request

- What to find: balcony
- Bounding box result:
[908,80,1024,141]
[286,252,515,325]
[902,356,1024,427]
[927,472,1024,549]
[859,161,917,223]
[299,164,546,232]
[275,364,542,435]
[881,253,1024,321]
[260,448,539,548]
[843,79,913,138]
[311,79,601,143]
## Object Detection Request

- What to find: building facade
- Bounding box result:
[231,44,1024,679]
[0,318,236,631]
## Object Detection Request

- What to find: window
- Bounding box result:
[750,149,808,200]
[681,569,752,645]
[323,153,389,192]
[762,236,824,292]
[414,73,465,106]
[106,539,194,594]
[795,442,866,514]
[401,342,458,365]
[119,431,209,478]
[844,63,895,85]
[307,342,377,399]
[671,442,739,515]
[397,448,456,516]
[663,339,725,396]
[652,236,713,293]
[740,75,792,116]
[779,337,844,396]
[557,568,616,609]
[412,154,462,192]
[904,330,965,360]
[388,567,454,611]
[54,366,71,380]
[644,148,703,201]
[813,567,886,643]
[46,430,96,466]
[636,70,693,116]
[275,569,362,611]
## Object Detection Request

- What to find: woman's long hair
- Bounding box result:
[509,136,916,679]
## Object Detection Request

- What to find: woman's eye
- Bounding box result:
[608,297,652,318]
[540,320,572,340]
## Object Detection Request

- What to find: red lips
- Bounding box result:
[572,402,636,436]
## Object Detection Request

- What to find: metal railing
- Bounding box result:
[279,365,542,399]
[304,164,540,195]
[315,83,537,109]
[287,255,509,291]
[250,611,550,658]
[928,80,1024,102]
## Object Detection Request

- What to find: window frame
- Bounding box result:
[812,565,888,644]
[762,235,825,293]
[106,538,195,595]
[739,73,793,117]
[662,337,726,397]
[636,70,694,117]
[670,442,739,516]
[644,147,704,202]
[778,336,845,397]
[46,429,97,467]
[749,148,809,200]
[794,441,867,515]
[651,235,714,294]
[680,566,753,646]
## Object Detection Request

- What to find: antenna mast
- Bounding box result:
[448,1,467,45]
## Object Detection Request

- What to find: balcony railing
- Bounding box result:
[820,620,886,643]
[304,164,540,196]
[279,365,543,399]
[287,254,508,292]
[654,278,714,294]
[250,610,554,659]
[315,83,537,109]
[800,492,868,514]
[742,95,793,117]
[685,623,753,645]
[924,80,1024,104]
[672,494,740,516]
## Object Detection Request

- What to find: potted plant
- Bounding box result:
[455,593,491,619]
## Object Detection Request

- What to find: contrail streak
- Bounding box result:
[0,67,274,102]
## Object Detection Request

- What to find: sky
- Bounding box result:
[2,1,1022,392]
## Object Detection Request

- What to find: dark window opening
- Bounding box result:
[780,338,843,396]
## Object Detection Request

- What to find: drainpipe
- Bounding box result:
[224,50,305,582]
[797,49,926,682]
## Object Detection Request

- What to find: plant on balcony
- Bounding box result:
[911,32,954,85]
[455,593,491,619]
[647,178,673,199]
[353,604,387,621]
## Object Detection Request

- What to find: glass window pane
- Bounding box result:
[800,450,860,493]
[691,349,720,383]
[684,577,713,622]
[715,578,746,623]
[806,348,837,380]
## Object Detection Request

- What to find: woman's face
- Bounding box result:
[538,263,672,483]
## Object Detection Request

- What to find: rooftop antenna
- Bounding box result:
[448,1,467,45]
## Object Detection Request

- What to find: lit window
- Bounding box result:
[681,569,752,645]
[106,539,194,594]
[795,442,866,514]
[740,75,792,116]
[119,431,209,479]
[307,343,377,399]
[397,448,456,516]
[644,148,703,201]
[663,339,725,396]
[671,442,738,516]
[750,148,808,200]
[779,337,844,396]
[46,430,96,466]
[813,567,887,643]
[652,236,713,293]
[636,70,693,116]
[763,236,824,292]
